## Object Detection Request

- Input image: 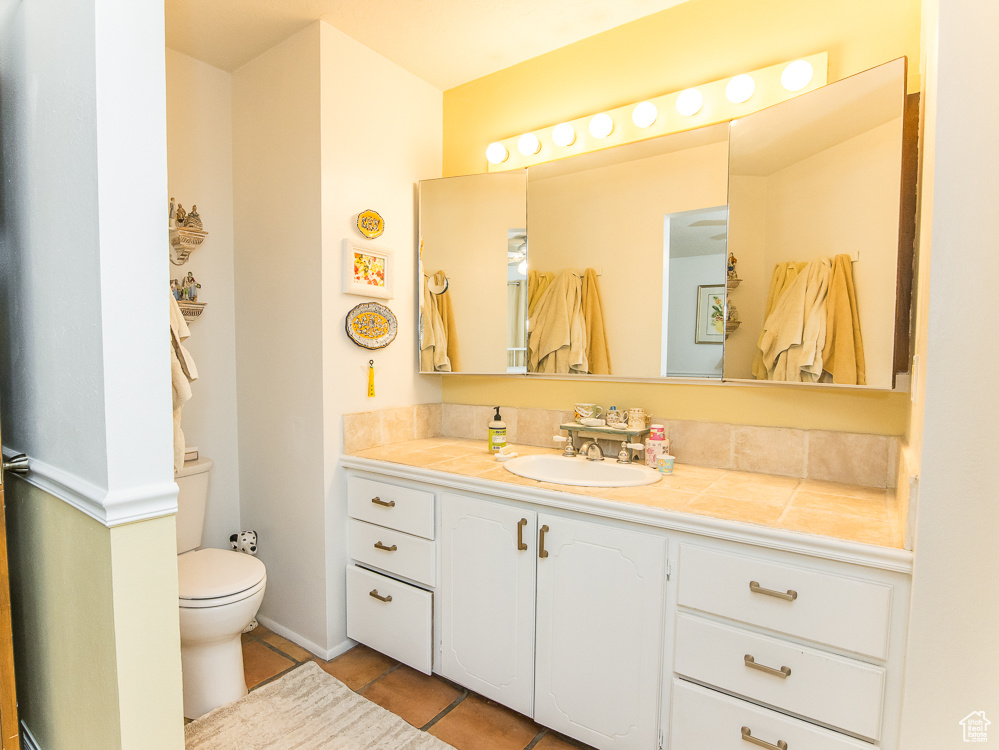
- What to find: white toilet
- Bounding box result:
[176,457,267,719]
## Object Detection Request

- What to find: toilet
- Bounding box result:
[175,457,267,719]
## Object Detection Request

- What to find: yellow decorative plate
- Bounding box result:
[345,302,397,349]
[357,209,385,239]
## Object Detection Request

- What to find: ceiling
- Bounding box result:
[165,0,691,91]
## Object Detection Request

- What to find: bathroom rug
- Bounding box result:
[184,661,456,750]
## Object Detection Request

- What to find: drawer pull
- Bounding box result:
[749,580,798,601]
[517,518,528,551]
[373,541,397,552]
[741,727,788,750]
[371,496,396,508]
[744,654,791,679]
[539,525,550,558]
[369,589,393,603]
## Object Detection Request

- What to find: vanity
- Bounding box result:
[342,440,910,750]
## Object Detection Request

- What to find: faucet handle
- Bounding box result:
[626,443,646,452]
[554,435,576,458]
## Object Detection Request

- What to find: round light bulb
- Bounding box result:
[781,60,814,92]
[726,74,755,104]
[675,88,704,117]
[486,142,509,164]
[552,122,576,147]
[517,259,528,275]
[588,113,614,139]
[517,133,541,156]
[632,101,658,128]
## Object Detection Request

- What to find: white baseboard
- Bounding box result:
[20,720,41,750]
[254,615,353,662]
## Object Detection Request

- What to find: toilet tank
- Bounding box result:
[175,457,214,554]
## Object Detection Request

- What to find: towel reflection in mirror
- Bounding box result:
[420,270,461,372]
[527,268,611,375]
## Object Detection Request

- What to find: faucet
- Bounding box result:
[581,440,604,461]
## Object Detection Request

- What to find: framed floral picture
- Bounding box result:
[695,284,725,344]
[343,239,393,299]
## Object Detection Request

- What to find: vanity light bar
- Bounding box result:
[485,52,827,172]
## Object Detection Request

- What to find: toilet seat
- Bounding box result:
[178,548,266,609]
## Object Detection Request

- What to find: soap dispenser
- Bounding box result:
[488,407,507,453]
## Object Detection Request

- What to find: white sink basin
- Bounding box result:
[503,454,661,487]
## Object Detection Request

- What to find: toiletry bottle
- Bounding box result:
[488,407,507,453]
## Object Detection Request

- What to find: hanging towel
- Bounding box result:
[528,270,588,374]
[752,261,807,380]
[507,280,527,368]
[580,268,611,375]
[527,270,554,319]
[420,272,457,372]
[821,254,866,385]
[170,292,198,471]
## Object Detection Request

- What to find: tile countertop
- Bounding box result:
[347,438,904,551]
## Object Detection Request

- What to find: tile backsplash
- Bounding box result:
[343,403,899,489]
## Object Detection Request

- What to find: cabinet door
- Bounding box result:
[535,514,666,750]
[440,493,537,716]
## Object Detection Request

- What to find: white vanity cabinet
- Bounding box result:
[440,491,667,750]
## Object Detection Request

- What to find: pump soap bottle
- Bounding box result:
[488,407,507,453]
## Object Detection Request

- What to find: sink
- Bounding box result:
[503,454,661,487]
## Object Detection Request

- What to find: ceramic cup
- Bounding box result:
[574,403,604,422]
[628,408,647,430]
[650,424,666,440]
[656,454,675,474]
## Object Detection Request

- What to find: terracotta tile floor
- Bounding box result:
[239,626,597,750]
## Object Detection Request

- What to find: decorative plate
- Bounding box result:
[356,209,385,239]
[345,302,397,349]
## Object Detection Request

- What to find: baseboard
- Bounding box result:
[20,720,41,750]
[254,615,352,662]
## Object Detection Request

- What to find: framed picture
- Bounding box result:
[343,239,393,299]
[695,284,726,344]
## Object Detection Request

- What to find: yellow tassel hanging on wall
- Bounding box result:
[368,359,375,397]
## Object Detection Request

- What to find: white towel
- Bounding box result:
[170,293,197,471]
[527,270,588,374]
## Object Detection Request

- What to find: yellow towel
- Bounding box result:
[420,272,459,372]
[527,270,554,319]
[434,271,461,372]
[822,254,866,385]
[528,270,587,374]
[580,269,611,375]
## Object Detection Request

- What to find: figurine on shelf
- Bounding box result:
[183,205,203,230]
[170,278,181,300]
[182,272,201,302]
[175,203,187,227]
[727,304,740,322]
[727,252,739,280]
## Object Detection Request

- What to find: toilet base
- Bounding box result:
[181,634,248,719]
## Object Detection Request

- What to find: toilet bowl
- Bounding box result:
[176,458,268,719]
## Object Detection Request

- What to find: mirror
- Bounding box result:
[419,58,907,389]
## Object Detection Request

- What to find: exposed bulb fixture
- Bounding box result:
[632,101,658,128]
[486,142,509,164]
[552,122,576,147]
[517,133,541,156]
[589,112,614,138]
[517,259,528,275]
[675,88,703,116]
[726,74,755,104]
[781,60,814,92]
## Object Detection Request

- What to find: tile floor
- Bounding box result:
[239,626,596,750]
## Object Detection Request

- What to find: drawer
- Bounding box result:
[346,565,433,674]
[677,544,892,659]
[347,476,435,539]
[349,519,436,586]
[670,679,875,750]
[674,613,886,740]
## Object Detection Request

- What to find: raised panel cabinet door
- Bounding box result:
[440,493,537,716]
[535,515,666,750]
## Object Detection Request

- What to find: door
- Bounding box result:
[534,514,666,750]
[440,493,537,716]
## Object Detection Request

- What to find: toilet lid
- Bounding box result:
[178,548,266,600]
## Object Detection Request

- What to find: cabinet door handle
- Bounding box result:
[373,541,397,552]
[371,496,396,507]
[744,654,791,679]
[749,581,797,601]
[517,518,528,551]
[539,525,550,558]
[369,589,392,603]
[741,726,788,750]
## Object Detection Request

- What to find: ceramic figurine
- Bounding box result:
[727,304,740,322]
[183,272,201,302]
[728,252,738,279]
[175,203,187,226]
[170,278,180,300]
[184,205,203,230]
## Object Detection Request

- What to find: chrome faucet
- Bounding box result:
[581,440,604,461]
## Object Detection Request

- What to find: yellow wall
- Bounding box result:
[441,0,920,433]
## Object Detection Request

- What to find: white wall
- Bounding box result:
[666,254,725,377]
[318,21,443,653]
[900,0,999,744]
[165,49,242,550]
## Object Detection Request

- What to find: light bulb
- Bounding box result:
[517,133,541,156]
[675,88,703,117]
[517,259,528,275]
[552,122,576,147]
[726,74,755,104]
[632,101,658,128]
[486,142,509,164]
[589,113,614,139]
[781,60,814,92]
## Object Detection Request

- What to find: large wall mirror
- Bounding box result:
[419,58,908,389]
